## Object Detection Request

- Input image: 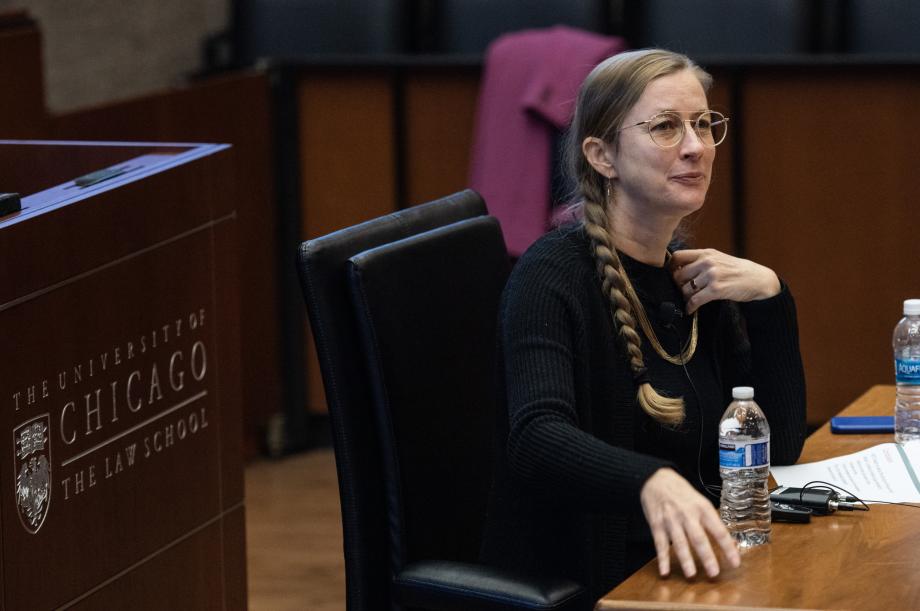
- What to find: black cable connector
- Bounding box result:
[770,486,868,515]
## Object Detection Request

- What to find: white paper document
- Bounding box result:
[771,443,920,504]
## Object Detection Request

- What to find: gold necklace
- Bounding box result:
[618,263,698,365]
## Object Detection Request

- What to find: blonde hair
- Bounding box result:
[565,49,712,426]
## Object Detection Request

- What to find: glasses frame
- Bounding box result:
[617,110,730,148]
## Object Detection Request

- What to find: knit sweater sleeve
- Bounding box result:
[501,239,672,514]
[721,283,808,466]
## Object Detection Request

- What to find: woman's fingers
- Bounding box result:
[684,284,716,314]
[669,249,703,269]
[640,469,740,580]
[665,515,697,578]
[650,520,672,577]
[671,252,707,285]
[671,248,781,305]
[672,252,717,302]
[650,509,730,578]
[680,269,707,293]
[684,518,721,577]
[703,508,742,568]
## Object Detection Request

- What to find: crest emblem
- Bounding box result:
[14,414,51,534]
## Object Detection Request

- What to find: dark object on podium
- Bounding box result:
[0,192,20,216]
[830,415,895,434]
[73,164,131,187]
[0,141,246,609]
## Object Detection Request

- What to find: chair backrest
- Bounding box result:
[296,190,487,611]
[346,216,510,577]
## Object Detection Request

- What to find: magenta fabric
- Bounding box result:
[469,26,626,256]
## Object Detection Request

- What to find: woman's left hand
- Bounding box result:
[670,249,781,314]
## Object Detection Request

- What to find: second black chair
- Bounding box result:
[297,190,489,611]
[297,190,586,610]
[346,215,586,611]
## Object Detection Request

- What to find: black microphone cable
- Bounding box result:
[659,302,721,500]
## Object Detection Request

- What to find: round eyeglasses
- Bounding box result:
[618,110,730,148]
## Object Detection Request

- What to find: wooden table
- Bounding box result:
[597,385,920,611]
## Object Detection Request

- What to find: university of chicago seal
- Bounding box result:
[14,414,51,534]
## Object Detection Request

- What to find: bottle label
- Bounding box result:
[719,437,769,469]
[895,359,920,384]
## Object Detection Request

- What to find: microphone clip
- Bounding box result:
[658,301,684,329]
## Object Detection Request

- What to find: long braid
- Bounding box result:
[582,189,685,426]
[563,49,712,425]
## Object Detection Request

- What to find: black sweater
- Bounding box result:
[480,224,807,604]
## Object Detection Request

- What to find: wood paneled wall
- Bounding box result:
[297,73,398,239]
[743,68,920,425]
[404,71,480,206]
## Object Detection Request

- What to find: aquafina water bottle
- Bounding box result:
[719,386,771,547]
[894,299,920,444]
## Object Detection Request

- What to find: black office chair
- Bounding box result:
[298,193,586,610]
[296,190,489,611]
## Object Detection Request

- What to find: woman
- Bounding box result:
[481,49,807,602]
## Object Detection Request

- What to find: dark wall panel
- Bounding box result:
[0,14,47,138]
[297,72,398,414]
[743,68,920,425]
[404,70,480,207]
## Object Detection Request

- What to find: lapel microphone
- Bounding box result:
[659,302,684,329]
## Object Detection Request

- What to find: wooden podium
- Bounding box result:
[0,141,246,609]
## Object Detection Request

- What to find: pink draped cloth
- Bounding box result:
[469,26,626,256]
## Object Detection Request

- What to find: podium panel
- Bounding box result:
[0,141,245,609]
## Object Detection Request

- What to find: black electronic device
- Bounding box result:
[0,192,21,216]
[771,501,812,523]
[770,486,867,515]
[73,165,130,188]
[659,301,684,327]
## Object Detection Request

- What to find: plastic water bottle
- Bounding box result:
[719,386,771,547]
[894,299,920,444]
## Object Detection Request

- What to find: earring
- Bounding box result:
[605,178,613,206]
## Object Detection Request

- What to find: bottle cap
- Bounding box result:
[905,299,920,316]
[732,386,755,400]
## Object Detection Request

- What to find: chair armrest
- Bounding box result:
[393,560,586,611]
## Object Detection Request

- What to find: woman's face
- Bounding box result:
[609,69,715,222]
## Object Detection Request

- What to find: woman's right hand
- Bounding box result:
[639,468,741,578]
